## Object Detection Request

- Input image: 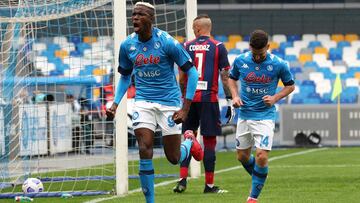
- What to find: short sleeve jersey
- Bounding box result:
[118,27,192,107]
[229,51,294,120]
[183,36,230,102]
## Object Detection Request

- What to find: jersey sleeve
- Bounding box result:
[166,38,193,72]
[229,57,241,81]
[118,41,133,76]
[279,60,295,86]
[218,43,230,71]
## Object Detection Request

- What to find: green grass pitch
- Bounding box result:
[2,147,360,202]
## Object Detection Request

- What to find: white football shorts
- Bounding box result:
[131,101,182,136]
[235,119,275,151]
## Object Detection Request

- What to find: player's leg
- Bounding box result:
[235,120,255,175]
[173,103,200,193]
[132,101,157,203]
[157,104,196,166]
[135,128,156,203]
[200,102,226,193]
[247,120,274,202]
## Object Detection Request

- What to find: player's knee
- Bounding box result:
[256,151,268,166]
[138,145,153,158]
[167,156,178,165]
[237,152,250,163]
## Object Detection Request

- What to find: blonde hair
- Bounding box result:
[135,2,155,10]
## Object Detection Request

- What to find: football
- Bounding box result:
[22,178,44,193]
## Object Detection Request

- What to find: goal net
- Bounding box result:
[0,0,187,199]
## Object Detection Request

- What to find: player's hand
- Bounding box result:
[172,108,188,124]
[262,95,276,107]
[225,98,235,124]
[232,96,243,108]
[106,103,118,120]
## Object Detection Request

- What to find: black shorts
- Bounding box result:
[182,102,221,136]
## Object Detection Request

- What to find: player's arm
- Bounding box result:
[262,61,295,107]
[178,68,186,97]
[218,43,234,123]
[166,38,198,123]
[106,42,133,119]
[228,58,243,108]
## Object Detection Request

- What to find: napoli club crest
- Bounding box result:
[267,65,273,71]
[154,41,161,49]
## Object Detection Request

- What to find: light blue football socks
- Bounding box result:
[139,159,154,203]
[250,164,268,199]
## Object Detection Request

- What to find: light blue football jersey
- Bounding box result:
[118,27,192,107]
[229,51,294,120]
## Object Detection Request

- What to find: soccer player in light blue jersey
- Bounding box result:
[228,30,295,203]
[106,2,203,203]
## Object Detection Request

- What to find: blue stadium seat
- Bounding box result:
[228,48,241,55]
[308,92,321,99]
[70,50,83,57]
[304,61,319,69]
[50,70,64,76]
[76,42,91,54]
[343,87,359,95]
[299,85,316,95]
[308,41,322,48]
[214,35,228,42]
[69,36,81,45]
[329,48,342,61]
[303,98,321,104]
[287,34,301,42]
[277,99,287,104]
[291,97,304,104]
[340,96,357,104]
[301,80,315,86]
[320,97,333,104]
[279,41,293,52]
[285,55,297,62]
[242,35,250,41]
[41,49,54,56]
[47,43,60,51]
[290,67,302,75]
[337,41,351,49]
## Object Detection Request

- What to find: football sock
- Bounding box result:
[179,139,192,164]
[139,159,154,203]
[203,136,216,185]
[241,154,255,176]
[250,164,268,199]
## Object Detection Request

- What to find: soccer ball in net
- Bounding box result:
[22,178,44,193]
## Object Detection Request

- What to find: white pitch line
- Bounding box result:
[85,148,327,203]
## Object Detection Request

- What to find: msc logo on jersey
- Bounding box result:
[135,54,160,66]
[267,65,273,71]
[167,115,175,127]
[189,44,210,51]
[138,70,161,78]
[246,86,269,94]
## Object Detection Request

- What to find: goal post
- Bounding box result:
[113,0,128,196]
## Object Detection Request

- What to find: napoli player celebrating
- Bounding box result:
[106,2,203,203]
[173,14,233,194]
[228,30,295,203]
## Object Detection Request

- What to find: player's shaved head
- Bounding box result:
[192,14,212,37]
[250,29,269,49]
[193,14,212,31]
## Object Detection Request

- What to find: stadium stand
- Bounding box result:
[31,33,360,125]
